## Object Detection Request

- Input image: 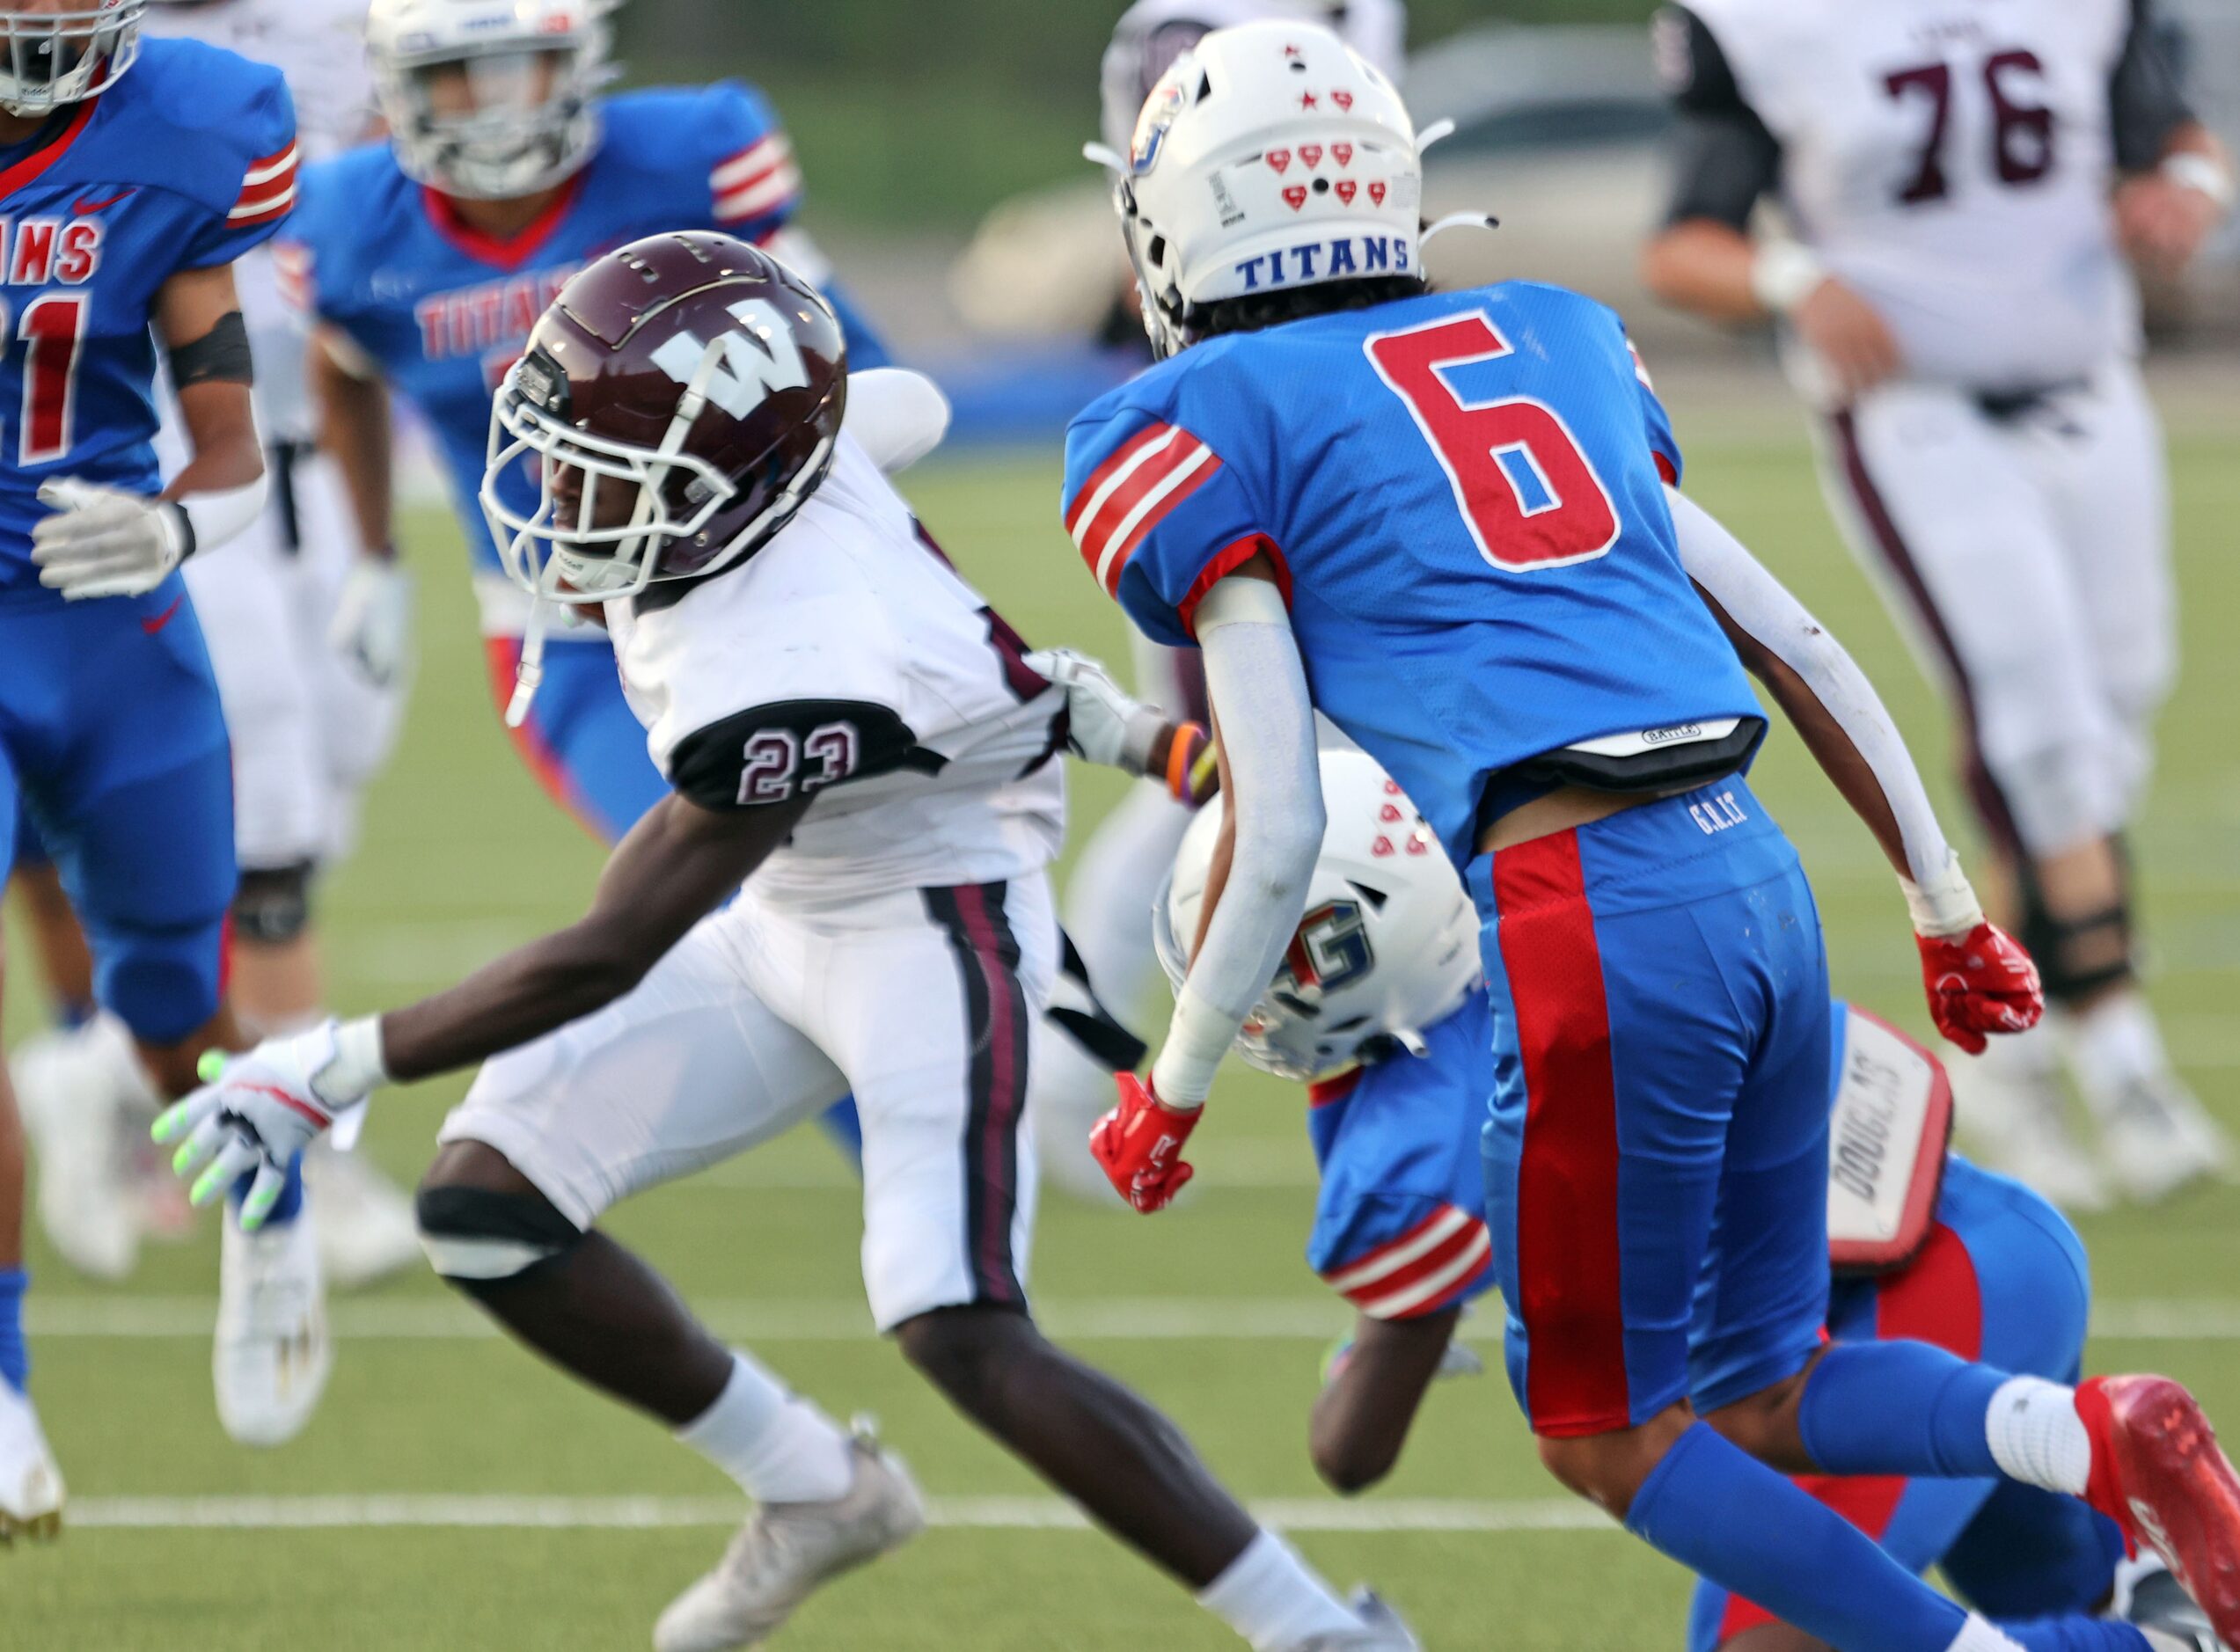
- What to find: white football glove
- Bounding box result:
[1027,647,1166,777]
[152,1019,386,1230]
[30,479,192,600]
[330,555,415,691]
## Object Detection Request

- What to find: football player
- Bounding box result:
[8,0,419,1403]
[1066,22,2240,1652]
[1037,0,1412,1205]
[1640,0,2235,1208]
[0,0,298,1533]
[157,235,1419,1652]
[1140,745,2212,1652]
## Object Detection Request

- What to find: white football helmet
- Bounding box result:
[1155,745,1480,1082]
[1092,18,1424,358]
[0,0,145,117]
[364,0,615,201]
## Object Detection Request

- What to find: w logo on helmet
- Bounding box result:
[651,297,810,420]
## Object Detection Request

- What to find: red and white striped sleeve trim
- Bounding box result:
[1321,1203,1494,1321]
[229,142,299,226]
[712,133,802,226]
[1627,339,1657,391]
[1065,420,1224,597]
[272,242,313,312]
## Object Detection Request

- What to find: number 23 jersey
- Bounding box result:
[1063,281,1759,866]
[608,435,1067,911]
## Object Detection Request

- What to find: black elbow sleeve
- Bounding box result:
[170,311,254,390]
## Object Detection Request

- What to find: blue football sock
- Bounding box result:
[55,997,95,1031]
[1999,1619,2150,1652]
[1798,1341,2009,1479]
[229,1151,306,1227]
[815,1097,864,1175]
[0,1268,28,1393]
[1627,1422,1971,1652]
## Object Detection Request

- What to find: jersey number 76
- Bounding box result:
[1364,312,1620,573]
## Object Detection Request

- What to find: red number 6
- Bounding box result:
[1365,312,1620,573]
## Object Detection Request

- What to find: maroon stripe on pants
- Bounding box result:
[1830,411,2026,859]
[923,881,1028,1307]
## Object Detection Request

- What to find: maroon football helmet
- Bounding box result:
[481,230,848,608]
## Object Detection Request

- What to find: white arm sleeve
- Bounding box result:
[1666,486,1982,935]
[1148,578,1323,1107]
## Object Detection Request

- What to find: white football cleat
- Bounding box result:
[14,1020,153,1281]
[2094,1073,2232,1207]
[1299,1590,1424,1650]
[1950,1047,2109,1213]
[214,1202,333,1448]
[0,1382,64,1545]
[653,1429,925,1651]
[304,1139,422,1290]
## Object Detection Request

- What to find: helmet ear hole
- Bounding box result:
[1146,234,1168,268]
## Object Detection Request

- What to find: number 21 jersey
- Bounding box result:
[1063,281,1760,868]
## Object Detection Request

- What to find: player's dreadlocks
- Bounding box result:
[1192,274,1428,342]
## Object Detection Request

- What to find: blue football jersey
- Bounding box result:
[0,39,295,600]
[1306,992,1497,1320]
[1063,282,1764,864]
[281,84,830,585]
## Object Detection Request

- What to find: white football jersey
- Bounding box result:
[144,0,375,442]
[1101,0,1408,154]
[1692,0,2141,388]
[608,436,1068,913]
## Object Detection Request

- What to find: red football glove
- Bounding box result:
[1917,922,2045,1054]
[1090,1073,1201,1214]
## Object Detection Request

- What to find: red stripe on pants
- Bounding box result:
[955,881,1026,1304]
[1494,829,1631,1436]
[1715,1224,1984,1643]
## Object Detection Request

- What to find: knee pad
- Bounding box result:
[92,923,224,1047]
[2014,852,2134,1007]
[414,1184,584,1285]
[232,860,317,946]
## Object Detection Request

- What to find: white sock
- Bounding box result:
[676,1351,854,1505]
[1945,1612,2027,1652]
[1197,1529,1360,1650]
[1985,1377,2091,1495]
[2067,991,2171,1108]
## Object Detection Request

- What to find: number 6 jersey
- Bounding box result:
[609,434,1067,911]
[1062,281,1760,867]
[1658,0,2195,389]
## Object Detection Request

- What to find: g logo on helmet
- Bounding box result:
[1277,900,1375,1009]
[1131,77,1189,175]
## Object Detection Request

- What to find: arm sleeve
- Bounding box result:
[2109,0,2197,172]
[1148,583,1323,1106]
[1653,5,1782,230]
[702,83,804,244]
[183,70,301,267]
[1666,486,1956,889]
[667,698,926,813]
[1062,403,1276,647]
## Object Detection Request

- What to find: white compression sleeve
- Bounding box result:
[1149,580,1323,1107]
[1665,486,1980,932]
[176,473,270,559]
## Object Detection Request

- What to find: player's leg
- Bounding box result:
[416,907,917,1650]
[7,823,94,1027]
[806,875,1398,1648]
[0,660,63,1539]
[1820,387,2108,1209]
[2022,365,2222,1200]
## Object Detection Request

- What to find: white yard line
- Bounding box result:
[69,1494,1614,1535]
[27,1297,2240,1342]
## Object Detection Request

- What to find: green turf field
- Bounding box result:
[7,374,2239,1648]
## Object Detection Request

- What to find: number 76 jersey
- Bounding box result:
[1062,281,1761,866]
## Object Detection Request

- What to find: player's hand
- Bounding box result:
[1089,1072,1200,1213]
[150,1021,370,1229]
[1790,278,1903,404]
[2115,172,2224,284]
[1028,647,1168,776]
[330,554,415,690]
[30,479,192,600]
[1917,923,2044,1055]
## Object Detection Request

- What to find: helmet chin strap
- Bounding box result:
[1420,210,1502,253]
[504,599,548,729]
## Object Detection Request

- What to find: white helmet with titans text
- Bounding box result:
[1092,18,1424,358]
[1155,744,1480,1083]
